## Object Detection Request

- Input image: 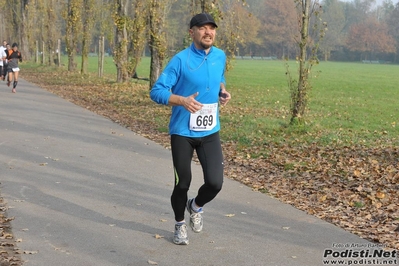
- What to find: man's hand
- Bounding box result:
[183,92,203,113]
[219,89,231,106]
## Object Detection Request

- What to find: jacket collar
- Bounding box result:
[190,43,213,56]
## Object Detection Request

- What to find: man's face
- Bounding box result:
[3,41,6,47]
[190,24,216,51]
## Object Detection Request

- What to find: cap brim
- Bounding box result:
[192,22,218,28]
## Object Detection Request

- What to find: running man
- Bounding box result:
[150,13,231,245]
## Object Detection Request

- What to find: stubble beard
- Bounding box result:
[200,39,213,50]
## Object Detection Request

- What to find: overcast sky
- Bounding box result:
[340,0,399,5]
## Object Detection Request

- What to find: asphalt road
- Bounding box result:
[0,79,372,266]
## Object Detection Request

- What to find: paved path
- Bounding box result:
[0,79,370,266]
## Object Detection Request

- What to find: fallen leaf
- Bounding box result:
[3,233,13,239]
[154,234,164,239]
[148,260,158,265]
[225,214,235,217]
[353,169,361,177]
[376,192,385,199]
[24,250,38,254]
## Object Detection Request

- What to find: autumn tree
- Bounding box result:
[260,0,298,59]
[149,0,168,88]
[163,0,192,55]
[96,0,115,47]
[320,0,345,61]
[346,17,396,60]
[31,0,45,63]
[93,0,114,76]
[81,0,96,74]
[24,0,41,61]
[20,0,30,59]
[288,0,326,125]
[64,0,82,71]
[113,0,130,82]
[1,0,397,73]
[386,2,399,63]
[4,0,31,56]
[128,0,148,78]
[18,0,61,65]
[216,0,261,66]
[343,0,375,30]
[44,0,59,65]
[377,0,396,20]
[227,1,261,57]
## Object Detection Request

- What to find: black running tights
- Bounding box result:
[170,132,224,222]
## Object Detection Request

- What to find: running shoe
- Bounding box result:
[11,88,16,93]
[187,198,203,233]
[7,81,10,87]
[173,223,189,245]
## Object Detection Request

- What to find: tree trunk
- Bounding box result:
[149,0,167,88]
[128,0,147,78]
[81,38,89,74]
[150,50,161,87]
[98,36,105,77]
[20,0,30,60]
[81,0,95,74]
[65,0,81,71]
[57,39,61,66]
[35,40,39,63]
[291,0,310,124]
[41,41,45,65]
[114,0,130,83]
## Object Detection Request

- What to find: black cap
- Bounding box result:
[190,13,218,29]
[12,43,18,47]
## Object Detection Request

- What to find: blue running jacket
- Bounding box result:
[150,43,226,138]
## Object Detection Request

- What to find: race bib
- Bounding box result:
[12,67,20,72]
[189,103,218,131]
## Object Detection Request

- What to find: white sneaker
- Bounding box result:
[173,223,189,245]
[187,199,203,233]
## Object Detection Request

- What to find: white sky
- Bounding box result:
[340,0,399,5]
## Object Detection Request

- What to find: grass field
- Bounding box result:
[225,60,399,146]
[36,56,399,148]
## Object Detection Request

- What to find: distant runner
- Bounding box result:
[7,43,22,93]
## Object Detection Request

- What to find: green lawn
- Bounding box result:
[34,56,399,147]
[226,60,399,145]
